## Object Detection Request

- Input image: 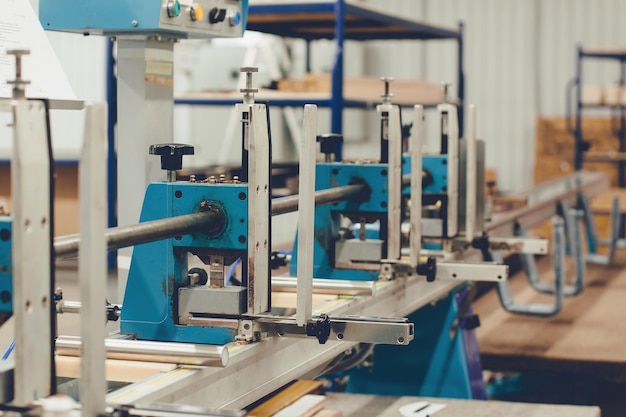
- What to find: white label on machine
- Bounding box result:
[0,0,76,99]
[399,401,446,417]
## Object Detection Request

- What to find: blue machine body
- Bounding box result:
[120,181,248,344]
[0,217,12,314]
[345,290,485,399]
[40,0,248,38]
[291,154,450,280]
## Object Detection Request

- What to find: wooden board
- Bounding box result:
[324,393,600,417]
[248,380,324,417]
[474,254,626,381]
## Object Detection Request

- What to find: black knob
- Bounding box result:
[416,256,437,282]
[316,134,343,161]
[149,143,194,171]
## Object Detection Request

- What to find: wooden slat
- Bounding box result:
[474,255,626,380]
[248,381,324,417]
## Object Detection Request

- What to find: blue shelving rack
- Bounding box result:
[175,0,465,160]
[568,46,626,186]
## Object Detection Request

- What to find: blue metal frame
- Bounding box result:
[571,45,626,185]
[344,290,483,399]
[0,217,12,314]
[185,1,466,153]
[120,181,248,344]
[107,40,118,270]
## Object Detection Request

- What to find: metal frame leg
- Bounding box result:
[580,192,622,264]
[494,217,565,317]
[522,207,585,296]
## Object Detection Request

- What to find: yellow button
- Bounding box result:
[191,4,204,21]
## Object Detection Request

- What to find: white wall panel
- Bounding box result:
[365,0,626,192]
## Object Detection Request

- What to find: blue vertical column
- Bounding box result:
[574,45,583,172]
[331,0,345,161]
[457,22,465,138]
[106,40,118,270]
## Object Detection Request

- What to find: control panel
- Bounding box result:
[39,0,247,39]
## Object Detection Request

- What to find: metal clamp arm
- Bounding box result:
[523,207,586,296]
[494,217,565,317]
[579,192,624,264]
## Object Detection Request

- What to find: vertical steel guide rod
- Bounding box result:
[410,105,423,268]
[79,103,108,416]
[465,105,477,242]
[296,105,317,326]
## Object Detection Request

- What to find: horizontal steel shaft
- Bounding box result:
[56,336,229,367]
[54,210,223,259]
[54,182,370,259]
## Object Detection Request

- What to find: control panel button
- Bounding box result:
[166,0,181,17]
[227,10,241,27]
[190,4,204,21]
[208,7,227,24]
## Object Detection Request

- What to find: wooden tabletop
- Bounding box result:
[474,254,626,380]
[325,393,600,417]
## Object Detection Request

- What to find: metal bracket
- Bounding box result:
[579,192,624,265]
[494,216,565,317]
[255,314,414,346]
[486,237,548,255]
[436,261,508,282]
[522,207,586,296]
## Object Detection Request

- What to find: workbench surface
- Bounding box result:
[474,254,626,380]
[324,393,600,417]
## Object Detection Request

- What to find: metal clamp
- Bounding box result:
[579,192,624,264]
[494,216,565,317]
[522,205,586,296]
[256,314,414,346]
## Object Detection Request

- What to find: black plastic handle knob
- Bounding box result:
[316,133,343,157]
[149,143,194,171]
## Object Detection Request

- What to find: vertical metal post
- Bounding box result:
[574,45,583,172]
[116,39,175,301]
[79,102,108,416]
[331,0,345,160]
[457,22,465,138]
[12,99,53,404]
[439,103,459,237]
[410,105,423,268]
[305,40,312,73]
[386,104,402,260]
[296,105,317,326]
[106,40,118,270]
[237,69,270,314]
[618,60,626,187]
[465,105,477,242]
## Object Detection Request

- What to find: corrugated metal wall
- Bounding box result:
[364,0,626,192]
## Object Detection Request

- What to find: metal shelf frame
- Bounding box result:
[569,45,626,186]
[176,0,465,160]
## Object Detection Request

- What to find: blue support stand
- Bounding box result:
[345,289,486,399]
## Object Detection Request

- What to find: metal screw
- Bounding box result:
[131,20,138,27]
[442,82,452,103]
[240,67,259,104]
[208,176,217,184]
[233,175,240,184]
[189,174,196,183]
[219,174,226,183]
[7,49,31,99]
[380,77,394,104]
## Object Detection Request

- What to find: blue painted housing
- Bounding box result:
[345,290,483,399]
[40,0,248,37]
[0,217,12,314]
[291,155,450,281]
[121,181,248,345]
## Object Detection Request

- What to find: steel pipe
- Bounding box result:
[271,183,367,216]
[54,182,371,259]
[55,336,229,367]
[54,211,222,259]
[271,276,376,296]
